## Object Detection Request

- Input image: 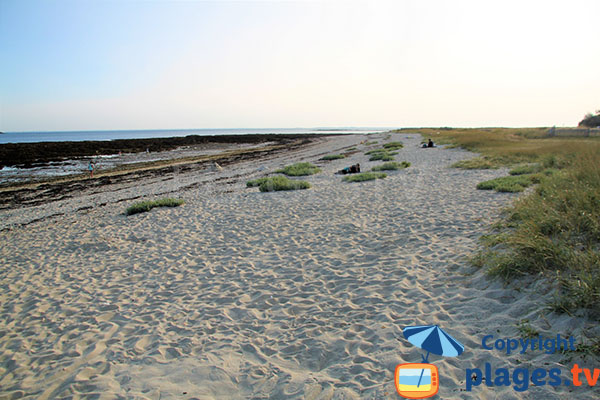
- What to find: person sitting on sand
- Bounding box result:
[336,163,361,174]
[428,139,434,148]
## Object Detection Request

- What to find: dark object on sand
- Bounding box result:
[422,139,436,148]
[336,163,361,174]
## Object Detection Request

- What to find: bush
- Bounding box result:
[320,154,346,161]
[126,198,184,216]
[276,162,321,176]
[343,172,387,182]
[257,176,311,192]
[579,110,600,128]
[371,161,410,171]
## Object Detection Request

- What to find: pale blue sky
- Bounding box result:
[1,0,599,132]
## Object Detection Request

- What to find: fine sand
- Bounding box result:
[1,133,598,399]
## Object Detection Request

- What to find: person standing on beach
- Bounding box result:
[88,160,95,178]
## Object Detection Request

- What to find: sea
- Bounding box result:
[0,127,391,183]
[0,127,390,144]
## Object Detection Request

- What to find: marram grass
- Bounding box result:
[276,162,321,176]
[398,128,600,319]
[248,176,310,192]
[126,198,184,216]
[366,149,397,161]
[382,141,404,150]
[246,177,271,187]
[320,154,346,161]
[371,161,411,171]
[343,172,387,182]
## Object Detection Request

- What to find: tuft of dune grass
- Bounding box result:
[476,175,539,192]
[276,162,321,176]
[382,141,404,150]
[126,198,184,216]
[320,154,346,161]
[343,172,387,182]
[246,177,271,187]
[248,176,310,192]
[509,164,542,176]
[371,161,410,171]
[366,149,397,161]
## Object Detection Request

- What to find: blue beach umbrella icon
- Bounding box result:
[403,325,464,387]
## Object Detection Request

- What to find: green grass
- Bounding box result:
[371,161,411,171]
[366,149,398,161]
[249,176,311,192]
[452,157,498,169]
[246,177,271,187]
[509,164,542,175]
[343,172,387,182]
[396,128,600,319]
[476,174,540,192]
[383,141,404,150]
[126,198,184,216]
[320,154,346,161]
[276,162,321,176]
[472,149,600,318]
[517,319,539,339]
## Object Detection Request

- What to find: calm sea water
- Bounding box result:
[0,128,390,144]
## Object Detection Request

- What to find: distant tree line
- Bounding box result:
[579,110,600,128]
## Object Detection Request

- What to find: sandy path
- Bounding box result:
[1,133,598,399]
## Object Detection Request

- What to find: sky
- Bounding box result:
[0,0,599,132]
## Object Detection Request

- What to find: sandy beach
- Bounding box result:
[1,132,598,399]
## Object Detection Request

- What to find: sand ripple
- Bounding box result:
[1,134,598,399]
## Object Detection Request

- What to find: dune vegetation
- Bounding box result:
[371,161,410,171]
[343,172,387,182]
[126,198,184,215]
[247,176,310,192]
[398,128,600,318]
[276,162,321,176]
[319,154,346,161]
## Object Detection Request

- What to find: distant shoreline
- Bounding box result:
[0,133,342,169]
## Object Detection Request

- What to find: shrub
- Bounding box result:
[126,198,184,216]
[320,154,346,161]
[276,162,321,176]
[578,110,600,128]
[343,172,387,182]
[257,176,311,192]
[371,161,411,171]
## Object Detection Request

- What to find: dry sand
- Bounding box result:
[1,133,598,399]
